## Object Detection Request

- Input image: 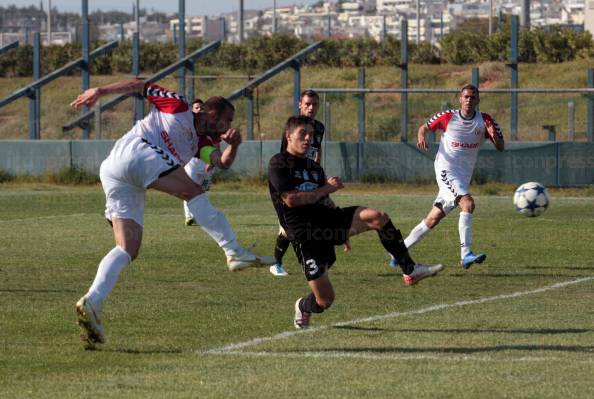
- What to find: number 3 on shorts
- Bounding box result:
[305,259,318,276]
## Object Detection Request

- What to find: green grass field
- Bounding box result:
[1,183,593,398]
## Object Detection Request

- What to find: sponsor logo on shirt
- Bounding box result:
[450,141,480,149]
[160,130,183,162]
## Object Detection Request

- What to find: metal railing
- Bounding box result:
[227,41,324,140]
[310,66,594,144]
[0,0,118,140]
[62,40,222,132]
[0,41,18,56]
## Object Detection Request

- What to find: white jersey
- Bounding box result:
[427,109,501,180]
[127,83,198,166]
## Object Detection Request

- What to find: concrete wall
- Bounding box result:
[1,140,593,186]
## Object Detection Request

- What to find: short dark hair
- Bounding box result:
[203,96,235,116]
[192,98,204,106]
[460,84,479,95]
[300,89,319,100]
[284,115,314,135]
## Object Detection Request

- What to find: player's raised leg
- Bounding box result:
[349,207,444,286]
[150,167,274,271]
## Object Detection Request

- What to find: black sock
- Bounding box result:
[300,293,325,314]
[378,220,416,275]
[274,233,291,263]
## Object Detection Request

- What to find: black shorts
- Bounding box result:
[292,206,358,281]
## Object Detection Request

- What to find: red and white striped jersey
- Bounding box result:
[426,109,501,178]
[128,83,198,165]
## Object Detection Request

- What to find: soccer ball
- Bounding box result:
[513,182,549,217]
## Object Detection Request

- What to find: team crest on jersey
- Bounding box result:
[311,171,319,181]
[294,170,302,179]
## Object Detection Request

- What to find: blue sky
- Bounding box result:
[0,0,319,16]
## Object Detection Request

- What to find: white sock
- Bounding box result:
[187,193,243,256]
[404,219,431,248]
[87,246,131,307]
[459,211,473,259]
[183,201,192,219]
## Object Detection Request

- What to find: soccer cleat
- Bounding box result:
[461,252,486,269]
[226,249,276,272]
[76,296,105,349]
[185,217,196,226]
[388,258,399,268]
[402,263,444,286]
[269,263,289,277]
[294,298,311,329]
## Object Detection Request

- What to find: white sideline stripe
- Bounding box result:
[204,276,594,354]
[211,351,594,364]
[0,213,92,223]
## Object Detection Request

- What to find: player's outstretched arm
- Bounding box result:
[417,124,431,151]
[70,78,145,109]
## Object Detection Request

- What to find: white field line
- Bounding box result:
[211,351,594,364]
[204,276,594,355]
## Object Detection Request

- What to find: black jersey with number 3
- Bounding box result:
[268,152,328,242]
[280,119,325,162]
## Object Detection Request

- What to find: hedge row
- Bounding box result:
[0,26,592,77]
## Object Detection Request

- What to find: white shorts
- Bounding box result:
[184,157,213,191]
[100,133,180,226]
[433,167,471,215]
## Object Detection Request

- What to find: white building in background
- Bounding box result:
[586,0,594,34]
[169,16,225,42]
[377,0,414,13]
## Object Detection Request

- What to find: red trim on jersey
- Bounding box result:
[427,110,455,132]
[145,83,189,114]
[481,112,503,141]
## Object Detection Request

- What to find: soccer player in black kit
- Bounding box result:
[268,116,444,329]
[270,89,326,277]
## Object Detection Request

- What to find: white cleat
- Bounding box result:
[269,263,289,277]
[402,264,444,286]
[293,298,311,329]
[226,249,276,272]
[76,296,105,349]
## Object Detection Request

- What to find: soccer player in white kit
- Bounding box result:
[390,84,504,269]
[70,79,274,348]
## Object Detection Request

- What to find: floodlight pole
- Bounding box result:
[178,0,186,98]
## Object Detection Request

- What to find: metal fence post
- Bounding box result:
[178,0,186,98]
[357,66,366,180]
[586,68,594,143]
[400,18,408,142]
[292,60,301,115]
[188,60,195,102]
[472,67,479,88]
[324,100,331,141]
[357,66,366,143]
[510,15,519,140]
[132,32,143,122]
[81,0,90,139]
[29,32,41,140]
[567,100,575,141]
[246,90,254,140]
